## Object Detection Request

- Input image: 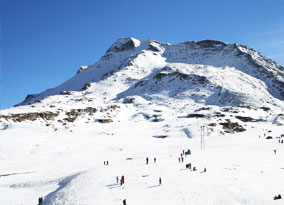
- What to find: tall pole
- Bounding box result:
[200,125,206,150]
[201,125,205,150]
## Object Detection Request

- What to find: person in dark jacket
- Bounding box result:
[146,157,149,164]
[38,197,43,205]
[159,177,162,186]
[123,199,127,205]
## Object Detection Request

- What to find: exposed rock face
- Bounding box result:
[106,37,139,52]
[219,119,246,133]
[0,107,97,123]
[235,116,261,122]
[65,107,97,117]
[187,114,205,118]
[82,83,91,91]
[0,111,59,122]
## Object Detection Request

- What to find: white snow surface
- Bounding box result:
[1,37,284,204]
[1,116,284,205]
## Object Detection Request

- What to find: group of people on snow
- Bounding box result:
[146,157,157,164]
[38,197,43,205]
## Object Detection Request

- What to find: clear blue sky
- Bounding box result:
[1,0,284,109]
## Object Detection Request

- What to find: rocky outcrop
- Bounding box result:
[76,65,88,74]
[0,107,98,123]
[0,111,59,122]
[219,119,246,133]
[97,119,113,123]
[82,83,91,91]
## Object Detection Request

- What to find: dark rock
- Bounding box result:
[82,83,91,91]
[123,97,135,104]
[213,112,225,117]
[107,38,135,52]
[260,107,270,111]
[64,117,77,122]
[60,91,71,95]
[153,135,168,139]
[151,115,164,122]
[97,119,113,123]
[0,111,59,122]
[187,114,205,118]
[220,119,246,133]
[235,116,261,122]
[24,94,35,101]
[196,40,227,48]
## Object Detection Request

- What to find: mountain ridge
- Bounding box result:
[1,37,284,133]
[16,37,284,107]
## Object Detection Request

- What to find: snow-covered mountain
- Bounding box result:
[1,37,283,131]
[17,37,284,107]
[1,38,284,205]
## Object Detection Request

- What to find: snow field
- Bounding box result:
[1,122,284,204]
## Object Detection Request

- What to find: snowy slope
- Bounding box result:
[1,37,284,205]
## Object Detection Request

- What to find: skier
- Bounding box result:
[181,157,184,163]
[123,199,127,205]
[154,158,156,163]
[116,176,119,184]
[274,149,277,155]
[193,166,197,171]
[204,167,207,172]
[104,161,105,165]
[281,139,283,144]
[106,161,109,165]
[183,150,185,155]
[159,177,162,186]
[146,157,149,164]
[178,157,180,163]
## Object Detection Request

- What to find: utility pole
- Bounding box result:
[200,125,205,150]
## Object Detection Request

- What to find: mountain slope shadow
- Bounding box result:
[43,173,80,205]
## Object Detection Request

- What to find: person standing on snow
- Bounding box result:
[123,199,127,205]
[146,157,149,164]
[120,175,125,186]
[116,176,119,184]
[154,158,156,163]
[159,177,162,186]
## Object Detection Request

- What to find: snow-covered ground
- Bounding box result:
[1,117,284,205]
